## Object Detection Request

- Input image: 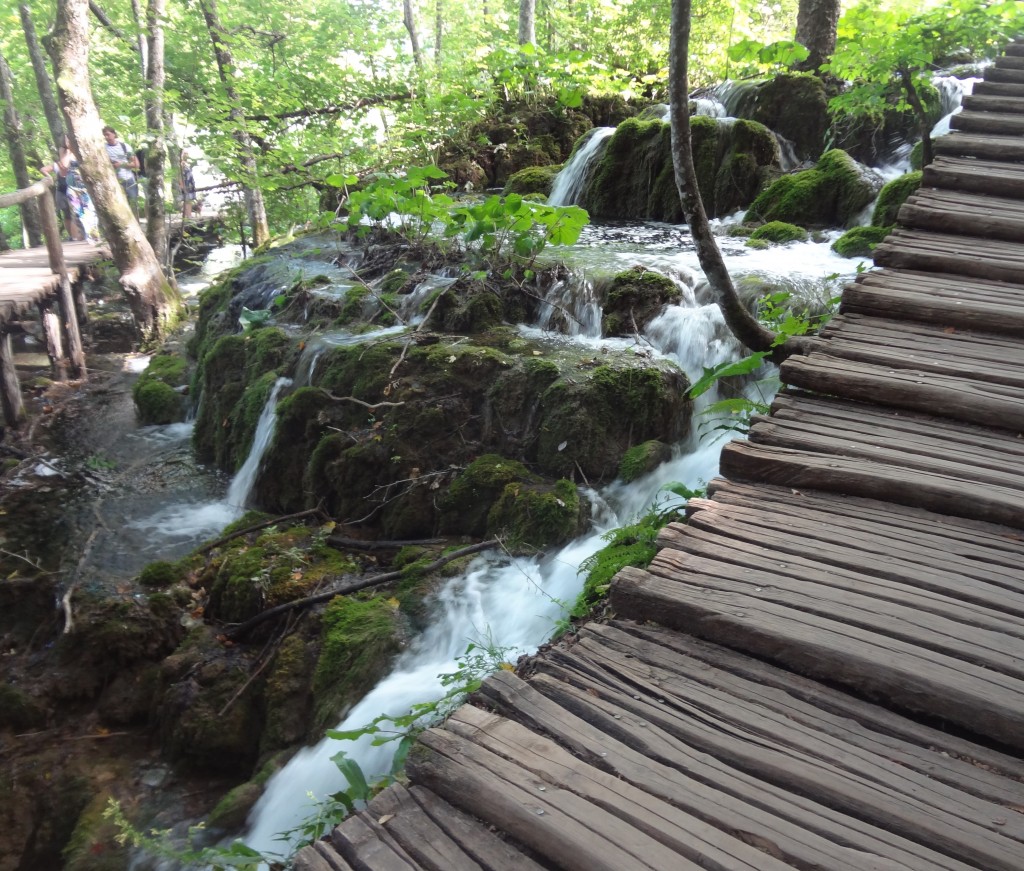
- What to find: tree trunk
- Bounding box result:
[434,0,442,61]
[900,66,934,169]
[0,53,44,248]
[50,0,181,343]
[129,0,148,76]
[144,0,169,272]
[403,0,422,68]
[794,0,840,72]
[669,0,809,361]
[19,5,65,149]
[199,0,270,247]
[518,0,536,46]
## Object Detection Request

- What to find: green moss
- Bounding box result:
[872,171,922,226]
[138,560,179,588]
[0,683,46,729]
[744,148,880,229]
[62,793,126,871]
[504,165,562,196]
[207,753,291,831]
[313,595,401,728]
[748,221,808,245]
[260,636,314,754]
[909,140,924,170]
[602,268,683,337]
[132,380,185,425]
[487,478,583,551]
[439,454,538,536]
[831,225,891,258]
[618,440,672,483]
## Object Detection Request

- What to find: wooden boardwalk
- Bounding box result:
[295,43,1024,871]
[0,240,107,327]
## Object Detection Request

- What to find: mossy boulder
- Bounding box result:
[872,171,923,227]
[488,479,585,552]
[747,221,809,245]
[832,225,891,258]
[260,635,316,754]
[745,149,883,229]
[602,267,683,337]
[619,440,673,483]
[504,165,562,197]
[312,594,403,729]
[132,353,189,424]
[439,455,538,537]
[138,559,180,588]
[62,792,128,871]
[725,73,829,162]
[206,752,291,832]
[583,116,779,221]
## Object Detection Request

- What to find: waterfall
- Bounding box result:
[547,127,615,207]
[226,377,292,509]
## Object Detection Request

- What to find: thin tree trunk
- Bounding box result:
[19,5,65,148]
[129,0,148,75]
[434,0,442,61]
[794,0,840,72]
[669,0,809,361]
[144,0,169,272]
[403,0,422,68]
[199,0,270,246]
[900,66,934,168]
[0,53,44,248]
[50,0,181,343]
[518,0,536,46]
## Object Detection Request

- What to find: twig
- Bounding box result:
[327,535,445,551]
[61,586,75,635]
[0,548,50,573]
[575,461,592,490]
[317,388,405,411]
[216,625,285,717]
[225,539,499,640]
[197,506,327,555]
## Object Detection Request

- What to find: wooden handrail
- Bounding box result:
[0,174,54,209]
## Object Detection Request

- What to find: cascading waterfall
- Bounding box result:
[547,127,615,207]
[226,377,293,509]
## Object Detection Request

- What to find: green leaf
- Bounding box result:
[687,352,769,398]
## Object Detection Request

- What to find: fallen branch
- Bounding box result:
[225,539,499,640]
[197,506,327,555]
[0,548,49,573]
[328,535,445,551]
[317,389,405,411]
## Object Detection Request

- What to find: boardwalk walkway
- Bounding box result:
[0,240,106,327]
[295,43,1024,871]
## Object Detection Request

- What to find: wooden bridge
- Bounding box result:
[296,46,1024,870]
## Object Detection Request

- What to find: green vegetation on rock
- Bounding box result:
[872,171,922,226]
[618,440,673,483]
[747,221,809,245]
[832,225,891,258]
[132,353,189,425]
[487,478,584,552]
[504,165,562,197]
[602,268,683,337]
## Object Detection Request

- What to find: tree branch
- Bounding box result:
[225,539,500,639]
[88,1,139,50]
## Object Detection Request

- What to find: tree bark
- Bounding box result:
[434,0,442,61]
[403,0,422,67]
[669,0,810,361]
[144,0,169,272]
[19,5,65,149]
[794,0,840,72]
[0,53,44,248]
[199,0,270,247]
[50,0,181,343]
[900,66,934,169]
[518,0,536,46]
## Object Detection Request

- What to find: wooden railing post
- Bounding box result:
[36,187,86,380]
[0,329,25,427]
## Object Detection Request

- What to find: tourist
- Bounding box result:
[102,125,140,217]
[178,151,197,219]
[42,138,99,242]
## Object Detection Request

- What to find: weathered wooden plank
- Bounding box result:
[604,620,1024,784]
[963,92,1024,114]
[924,156,1024,199]
[406,786,548,871]
[675,503,1024,614]
[557,628,1024,830]
[718,439,1024,528]
[408,727,705,871]
[293,840,357,871]
[987,66,1024,84]
[899,195,1024,241]
[974,80,1024,98]
[330,812,419,870]
[997,52,1024,68]
[705,478,1024,562]
[645,535,1024,674]
[477,669,980,871]
[780,352,1024,430]
[952,109,1024,135]
[444,706,795,871]
[874,229,1024,282]
[611,564,1024,754]
[933,132,1024,161]
[357,784,488,871]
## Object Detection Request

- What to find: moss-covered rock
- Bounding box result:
[744,149,883,229]
[138,560,180,588]
[583,116,778,221]
[62,792,128,871]
[439,455,538,537]
[618,440,673,482]
[260,635,315,754]
[872,171,923,227]
[132,353,189,424]
[206,752,291,832]
[488,479,585,552]
[909,140,924,170]
[0,683,47,730]
[504,165,562,197]
[747,221,809,245]
[831,225,891,258]
[312,594,403,729]
[602,267,683,337]
[725,73,830,162]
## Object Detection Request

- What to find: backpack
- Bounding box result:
[134,148,146,178]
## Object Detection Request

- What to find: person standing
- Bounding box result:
[102,125,140,218]
[43,138,99,242]
[178,151,197,219]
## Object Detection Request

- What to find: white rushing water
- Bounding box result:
[547,127,615,207]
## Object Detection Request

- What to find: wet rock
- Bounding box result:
[602,267,684,337]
